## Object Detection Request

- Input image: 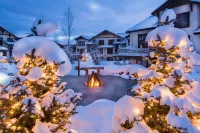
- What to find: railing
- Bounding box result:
[117,47,150,56]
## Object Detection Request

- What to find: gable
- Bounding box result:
[93,30,121,39]
[76,36,87,40]
[75,35,91,41]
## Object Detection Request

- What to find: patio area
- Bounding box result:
[62,75,137,106]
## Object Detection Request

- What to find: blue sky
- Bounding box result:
[0,0,165,37]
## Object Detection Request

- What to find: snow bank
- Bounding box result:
[69,61,148,79]
[0,63,17,75]
[13,36,72,76]
[0,72,12,86]
[69,100,115,133]
[112,95,144,133]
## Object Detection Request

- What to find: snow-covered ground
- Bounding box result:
[69,61,148,79]
[69,99,115,133]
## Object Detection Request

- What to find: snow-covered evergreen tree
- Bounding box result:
[113,9,200,133]
[0,20,81,132]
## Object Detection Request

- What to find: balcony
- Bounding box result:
[116,47,150,57]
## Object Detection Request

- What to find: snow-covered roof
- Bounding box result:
[117,33,129,38]
[75,35,91,40]
[91,30,122,40]
[56,38,77,46]
[0,26,19,39]
[98,45,114,48]
[0,46,9,50]
[127,16,158,33]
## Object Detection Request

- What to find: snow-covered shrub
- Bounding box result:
[113,9,200,133]
[112,96,144,132]
[0,20,81,132]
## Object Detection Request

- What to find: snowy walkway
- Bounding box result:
[62,75,137,106]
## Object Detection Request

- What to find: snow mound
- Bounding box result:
[32,120,51,133]
[36,21,58,36]
[112,95,144,133]
[0,72,11,86]
[160,9,176,24]
[69,99,115,133]
[146,25,190,50]
[13,36,72,76]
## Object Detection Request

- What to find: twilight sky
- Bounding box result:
[0,0,165,38]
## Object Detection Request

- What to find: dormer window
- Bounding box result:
[174,12,190,28]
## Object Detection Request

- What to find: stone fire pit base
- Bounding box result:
[61,75,137,106]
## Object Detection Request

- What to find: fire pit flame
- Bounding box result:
[85,71,104,87]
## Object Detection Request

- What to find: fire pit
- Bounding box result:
[85,71,104,87]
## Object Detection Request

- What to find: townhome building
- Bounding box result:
[120,0,200,66]
[75,35,91,55]
[74,30,129,61]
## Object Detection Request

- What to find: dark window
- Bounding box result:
[107,57,113,61]
[108,39,114,45]
[107,48,113,54]
[174,12,190,28]
[138,34,147,48]
[99,40,104,45]
[78,41,85,46]
[0,37,3,46]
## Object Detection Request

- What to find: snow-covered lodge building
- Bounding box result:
[0,26,31,62]
[74,30,129,61]
[124,0,200,65]
[0,26,20,60]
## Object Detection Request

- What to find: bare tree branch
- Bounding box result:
[61,5,75,45]
[61,5,75,62]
